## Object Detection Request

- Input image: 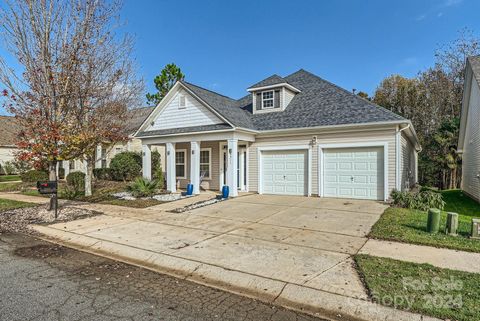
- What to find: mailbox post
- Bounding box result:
[37,181,58,219]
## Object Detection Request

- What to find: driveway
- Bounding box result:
[36,194,387,302]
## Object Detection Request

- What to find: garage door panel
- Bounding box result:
[324,147,384,200]
[261,150,307,196]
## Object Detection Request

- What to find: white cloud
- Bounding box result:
[415,14,426,21]
[437,12,444,17]
[443,0,463,7]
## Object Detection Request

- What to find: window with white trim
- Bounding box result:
[262,90,274,109]
[179,95,186,109]
[200,148,211,179]
[175,150,186,178]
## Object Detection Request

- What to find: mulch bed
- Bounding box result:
[0,203,101,234]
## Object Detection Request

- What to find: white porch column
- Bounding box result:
[190,141,201,195]
[227,139,238,197]
[166,142,176,193]
[142,144,152,180]
[95,145,102,168]
[63,160,70,178]
[238,148,245,191]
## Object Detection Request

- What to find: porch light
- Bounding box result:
[167,151,170,156]
[192,150,195,155]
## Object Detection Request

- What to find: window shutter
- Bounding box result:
[274,90,280,108]
[256,93,262,110]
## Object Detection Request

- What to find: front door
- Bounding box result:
[220,144,247,191]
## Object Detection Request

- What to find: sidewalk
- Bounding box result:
[360,239,480,274]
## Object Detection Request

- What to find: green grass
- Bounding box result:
[0,175,21,182]
[0,198,35,211]
[370,190,480,253]
[442,190,480,217]
[355,255,479,321]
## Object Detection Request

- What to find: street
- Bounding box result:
[0,233,327,321]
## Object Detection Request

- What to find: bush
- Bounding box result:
[110,152,142,181]
[127,177,159,197]
[391,189,445,211]
[66,171,85,193]
[2,161,16,175]
[21,170,48,182]
[154,165,165,189]
[93,168,113,180]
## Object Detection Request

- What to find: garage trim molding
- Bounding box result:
[257,145,312,196]
[317,141,389,201]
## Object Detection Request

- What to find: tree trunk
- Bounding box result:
[85,159,94,197]
[48,160,57,181]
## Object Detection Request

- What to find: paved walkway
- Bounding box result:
[360,239,480,274]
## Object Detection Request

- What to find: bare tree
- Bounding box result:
[0,0,142,197]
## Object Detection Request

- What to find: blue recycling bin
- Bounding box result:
[222,185,229,198]
[186,183,194,196]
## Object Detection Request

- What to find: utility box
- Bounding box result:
[36,181,57,194]
[445,212,458,236]
[472,218,480,239]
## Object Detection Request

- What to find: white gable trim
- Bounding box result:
[134,82,234,137]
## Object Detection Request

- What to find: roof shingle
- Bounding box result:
[248,74,287,89]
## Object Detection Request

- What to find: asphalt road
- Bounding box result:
[0,233,327,321]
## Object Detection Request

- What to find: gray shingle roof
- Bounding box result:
[126,107,154,135]
[181,81,254,128]
[469,56,480,85]
[248,74,287,89]
[244,69,406,130]
[0,116,21,147]
[136,124,232,137]
[137,69,408,137]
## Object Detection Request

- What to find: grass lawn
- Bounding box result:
[355,254,479,321]
[370,190,480,253]
[0,198,35,211]
[0,175,21,182]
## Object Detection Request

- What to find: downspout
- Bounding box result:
[396,124,411,191]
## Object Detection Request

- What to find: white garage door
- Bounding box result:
[323,147,384,200]
[262,150,307,196]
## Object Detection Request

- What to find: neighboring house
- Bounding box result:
[458,56,480,202]
[63,107,164,177]
[135,69,420,201]
[0,115,22,173]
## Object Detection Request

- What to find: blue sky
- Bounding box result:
[1,0,479,114]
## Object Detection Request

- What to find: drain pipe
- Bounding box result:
[395,123,411,191]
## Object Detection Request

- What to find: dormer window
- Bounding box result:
[179,95,186,109]
[262,91,274,109]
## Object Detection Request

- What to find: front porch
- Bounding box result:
[140,133,253,197]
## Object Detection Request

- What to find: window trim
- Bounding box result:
[175,149,187,179]
[200,148,212,180]
[261,90,274,109]
[178,94,187,109]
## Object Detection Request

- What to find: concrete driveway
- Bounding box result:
[37,194,387,302]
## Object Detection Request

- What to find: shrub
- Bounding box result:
[93,168,113,180]
[61,186,81,200]
[66,171,85,193]
[2,161,16,175]
[21,170,48,182]
[127,177,159,197]
[391,189,445,211]
[110,152,142,181]
[154,165,165,189]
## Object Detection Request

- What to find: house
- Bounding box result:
[63,107,164,177]
[458,56,480,202]
[0,115,22,173]
[134,69,420,201]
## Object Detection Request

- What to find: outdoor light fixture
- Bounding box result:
[167,151,170,156]
[229,148,232,154]
[192,150,195,155]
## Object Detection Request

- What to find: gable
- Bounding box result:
[144,88,224,132]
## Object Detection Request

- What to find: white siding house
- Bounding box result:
[459,56,480,201]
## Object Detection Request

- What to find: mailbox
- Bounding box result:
[37,181,58,194]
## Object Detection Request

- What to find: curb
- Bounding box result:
[32,225,441,321]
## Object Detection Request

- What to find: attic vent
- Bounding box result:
[179,95,186,109]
